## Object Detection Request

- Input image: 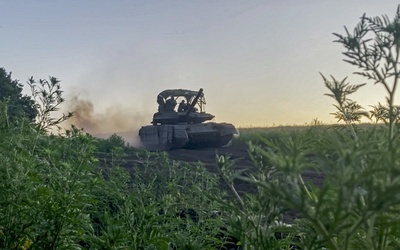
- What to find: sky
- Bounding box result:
[1,1,400,141]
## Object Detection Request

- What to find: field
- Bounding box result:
[168,130,326,225]
[92,123,400,249]
[3,112,400,249]
[167,128,325,202]
[5,4,400,249]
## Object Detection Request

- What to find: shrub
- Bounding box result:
[216,5,400,250]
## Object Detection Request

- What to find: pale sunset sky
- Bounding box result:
[1,1,399,138]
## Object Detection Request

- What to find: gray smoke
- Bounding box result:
[65,96,149,147]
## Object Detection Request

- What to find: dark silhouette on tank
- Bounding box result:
[139,88,238,151]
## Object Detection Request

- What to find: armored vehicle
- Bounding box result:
[139,88,238,151]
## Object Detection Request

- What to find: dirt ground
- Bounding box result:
[167,142,257,194]
[98,142,325,222]
[166,142,325,222]
[167,142,325,191]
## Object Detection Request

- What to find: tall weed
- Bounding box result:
[217,6,400,249]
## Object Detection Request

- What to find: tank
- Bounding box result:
[139,88,239,151]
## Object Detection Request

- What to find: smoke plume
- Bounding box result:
[65,96,150,147]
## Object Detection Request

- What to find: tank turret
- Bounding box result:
[151,88,215,125]
[139,88,239,151]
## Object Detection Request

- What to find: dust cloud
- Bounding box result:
[65,96,151,147]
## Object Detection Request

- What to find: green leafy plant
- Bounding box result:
[216,5,400,250]
[333,5,400,146]
[28,76,73,132]
[89,149,230,249]
[0,108,99,249]
[0,68,37,121]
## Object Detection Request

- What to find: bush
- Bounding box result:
[216,5,400,250]
[95,134,127,154]
[0,68,36,121]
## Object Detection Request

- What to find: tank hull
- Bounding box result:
[139,122,238,151]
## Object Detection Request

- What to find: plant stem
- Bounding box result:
[228,182,244,209]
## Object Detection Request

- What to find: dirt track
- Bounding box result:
[166,143,325,222]
[167,142,325,196]
[98,142,325,222]
[99,141,324,198]
[167,142,257,195]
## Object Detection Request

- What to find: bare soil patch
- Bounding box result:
[167,142,324,195]
[98,142,325,222]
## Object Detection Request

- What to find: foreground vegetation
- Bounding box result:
[3,5,400,250]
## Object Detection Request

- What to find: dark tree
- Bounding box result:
[0,68,37,121]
